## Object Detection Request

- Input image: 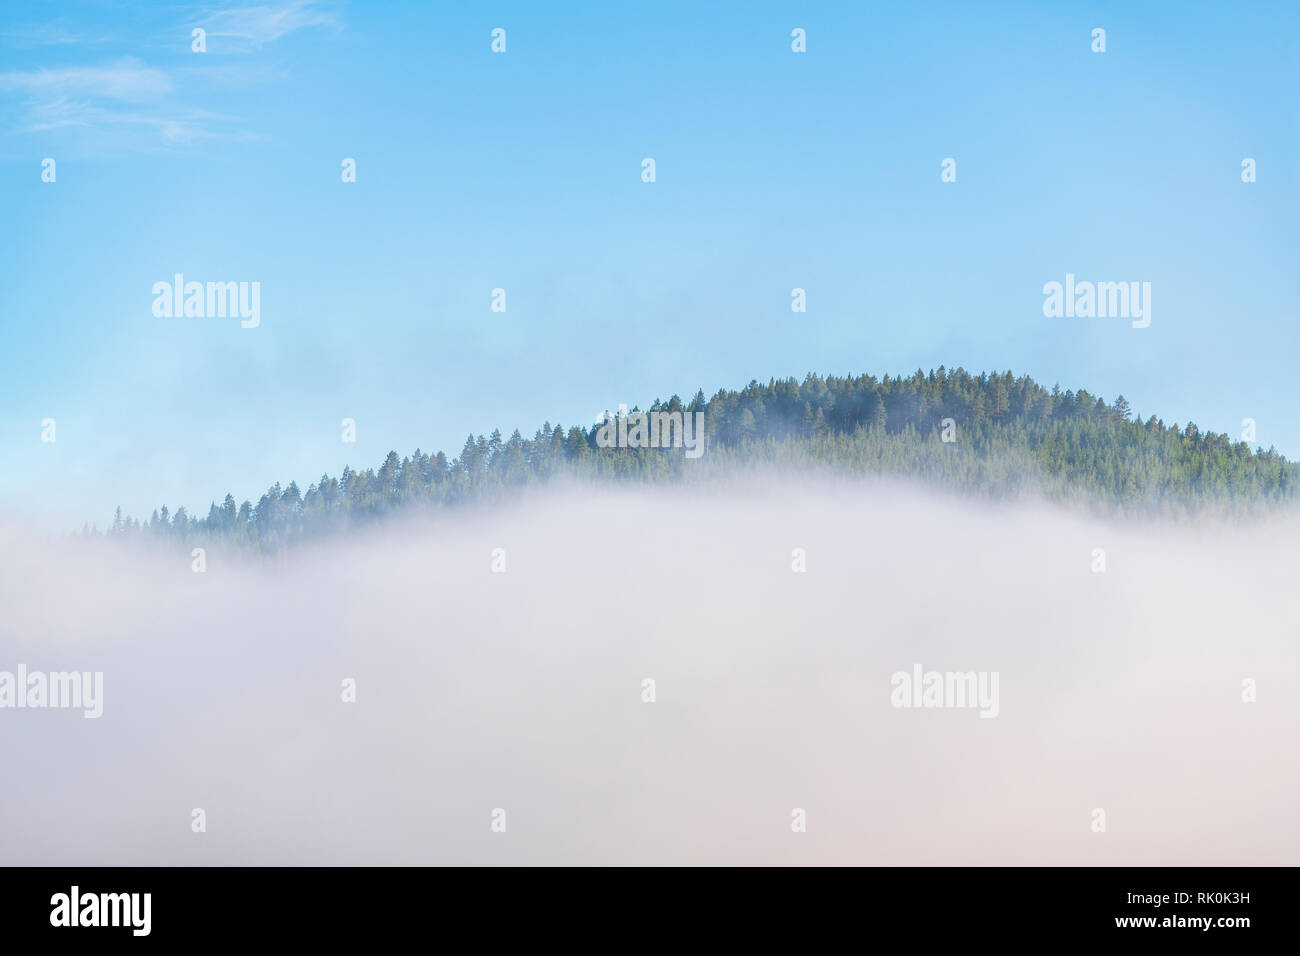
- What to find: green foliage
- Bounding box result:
[103,367,1298,550]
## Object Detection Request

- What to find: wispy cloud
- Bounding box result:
[0,59,251,144]
[0,4,339,146]
[0,19,119,48]
[0,59,173,101]
[197,0,338,48]
[23,99,253,144]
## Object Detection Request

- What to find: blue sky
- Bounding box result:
[2,1,1297,528]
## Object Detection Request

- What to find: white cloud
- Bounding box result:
[0,4,340,145]
[198,0,337,48]
[0,58,172,101]
[1,480,1296,864]
[0,58,256,144]
[0,20,118,48]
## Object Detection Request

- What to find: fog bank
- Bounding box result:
[1,478,1296,865]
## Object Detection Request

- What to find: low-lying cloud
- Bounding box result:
[0,477,1295,865]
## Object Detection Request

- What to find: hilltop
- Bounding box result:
[99,367,1298,549]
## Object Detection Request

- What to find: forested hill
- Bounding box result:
[100,367,1298,548]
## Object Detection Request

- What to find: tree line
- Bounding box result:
[97,367,1299,549]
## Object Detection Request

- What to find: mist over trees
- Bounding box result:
[97,367,1298,549]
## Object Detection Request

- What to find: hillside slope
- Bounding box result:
[101,367,1299,548]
